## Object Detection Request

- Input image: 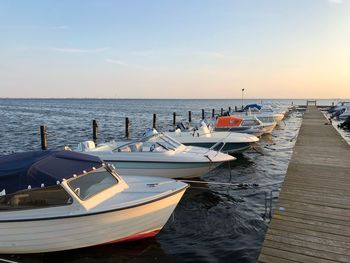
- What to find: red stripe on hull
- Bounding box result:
[104,229,160,244]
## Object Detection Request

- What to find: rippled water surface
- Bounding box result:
[0,99,309,263]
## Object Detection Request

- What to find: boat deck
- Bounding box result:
[258,106,350,263]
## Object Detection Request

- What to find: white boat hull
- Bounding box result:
[339,113,350,120]
[110,161,222,179]
[261,123,277,134]
[0,189,186,254]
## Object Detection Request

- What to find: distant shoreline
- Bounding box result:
[0,98,346,100]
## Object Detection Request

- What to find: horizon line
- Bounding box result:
[0,97,347,100]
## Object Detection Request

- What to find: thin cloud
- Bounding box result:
[131,50,155,57]
[53,25,69,29]
[104,58,148,70]
[328,0,343,4]
[0,25,69,30]
[48,47,108,53]
[104,58,127,65]
[194,51,226,59]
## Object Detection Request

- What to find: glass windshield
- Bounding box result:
[68,169,118,200]
[113,133,182,152]
[146,133,182,150]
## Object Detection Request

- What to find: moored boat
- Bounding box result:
[213,116,264,137]
[0,150,188,254]
[76,130,235,179]
[165,122,259,154]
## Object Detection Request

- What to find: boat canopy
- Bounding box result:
[215,116,243,127]
[244,104,262,111]
[0,150,103,195]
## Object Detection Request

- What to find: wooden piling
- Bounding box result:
[188,111,192,123]
[125,117,130,138]
[228,106,231,112]
[235,106,237,112]
[153,114,156,129]
[202,109,205,120]
[173,112,176,126]
[92,119,98,143]
[40,125,47,150]
[212,109,215,118]
[221,108,223,116]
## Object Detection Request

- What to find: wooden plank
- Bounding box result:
[275,200,350,218]
[277,182,350,196]
[267,228,350,249]
[272,204,350,222]
[280,189,350,202]
[260,247,338,263]
[263,240,350,262]
[270,220,350,239]
[280,188,350,199]
[272,211,350,228]
[278,195,350,210]
[271,213,350,233]
[259,254,299,263]
[265,234,350,256]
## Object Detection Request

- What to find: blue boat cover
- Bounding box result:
[0,150,103,195]
[244,104,262,110]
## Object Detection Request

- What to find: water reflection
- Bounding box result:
[1,239,176,263]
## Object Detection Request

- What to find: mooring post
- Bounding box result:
[173,112,176,126]
[212,109,215,118]
[221,108,224,116]
[188,111,192,123]
[235,106,237,112]
[228,106,231,113]
[202,109,205,120]
[92,119,98,143]
[40,125,47,150]
[153,114,156,129]
[125,117,130,138]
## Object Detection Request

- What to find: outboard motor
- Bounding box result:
[177,122,187,131]
[223,111,230,116]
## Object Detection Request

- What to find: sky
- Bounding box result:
[0,0,349,99]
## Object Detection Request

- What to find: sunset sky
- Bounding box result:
[0,0,349,98]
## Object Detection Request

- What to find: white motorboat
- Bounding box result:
[76,130,234,179]
[0,150,188,254]
[212,116,265,137]
[240,115,277,134]
[238,104,285,124]
[165,122,259,154]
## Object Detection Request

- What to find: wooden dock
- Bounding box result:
[259,106,350,263]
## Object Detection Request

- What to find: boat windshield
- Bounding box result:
[113,133,182,152]
[68,168,118,200]
[145,133,182,150]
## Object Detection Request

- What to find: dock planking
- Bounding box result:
[258,106,350,263]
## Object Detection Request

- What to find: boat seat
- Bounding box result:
[130,142,143,152]
[118,146,131,152]
[77,141,96,152]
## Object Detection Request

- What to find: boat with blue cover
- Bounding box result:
[0,150,188,253]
